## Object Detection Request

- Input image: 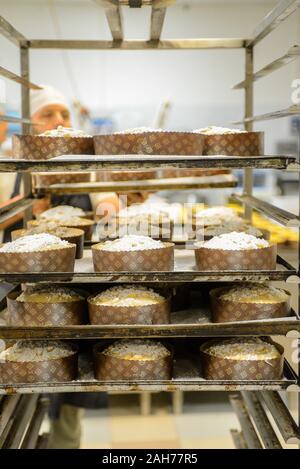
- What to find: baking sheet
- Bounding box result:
[0,353,296,394]
[0,304,297,339]
[0,248,295,284]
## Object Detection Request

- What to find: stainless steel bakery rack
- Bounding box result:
[0,395,49,449]
[0,0,300,449]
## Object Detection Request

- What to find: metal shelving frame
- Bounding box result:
[0,395,49,449]
[0,0,300,448]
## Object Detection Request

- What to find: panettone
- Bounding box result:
[209,284,291,323]
[7,286,87,326]
[200,338,284,380]
[93,339,172,380]
[88,286,170,325]
[28,216,94,241]
[0,234,76,273]
[194,231,276,271]
[92,235,174,272]
[39,205,86,220]
[0,340,78,383]
[11,223,84,259]
[16,286,85,303]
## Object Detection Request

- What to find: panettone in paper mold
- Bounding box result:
[88,293,171,325]
[92,241,175,272]
[209,286,291,323]
[12,134,94,160]
[0,243,76,273]
[200,338,284,380]
[0,343,78,384]
[93,340,173,381]
[194,244,277,271]
[7,290,87,326]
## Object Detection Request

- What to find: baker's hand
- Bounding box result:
[95,194,121,222]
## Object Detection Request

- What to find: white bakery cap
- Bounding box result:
[30,85,69,116]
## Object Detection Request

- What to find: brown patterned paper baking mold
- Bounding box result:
[200,339,284,380]
[114,225,174,242]
[7,290,88,326]
[202,132,264,156]
[96,170,157,182]
[0,347,78,384]
[88,295,171,325]
[12,134,94,160]
[194,244,277,271]
[209,287,291,323]
[11,227,84,259]
[0,244,76,273]
[27,218,95,241]
[33,171,91,187]
[92,242,175,272]
[93,343,173,380]
[94,132,204,156]
[36,211,94,221]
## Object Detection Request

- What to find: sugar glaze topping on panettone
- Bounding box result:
[39,126,91,138]
[0,340,76,362]
[204,221,262,238]
[19,222,81,238]
[203,338,280,361]
[194,126,247,135]
[0,233,71,253]
[195,206,240,226]
[102,339,170,361]
[90,286,164,307]
[218,284,289,304]
[16,286,84,303]
[114,127,164,134]
[98,235,165,252]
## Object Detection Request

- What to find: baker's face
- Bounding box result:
[32,104,71,134]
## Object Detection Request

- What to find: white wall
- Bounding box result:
[0,0,299,153]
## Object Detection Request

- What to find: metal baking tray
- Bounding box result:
[0,306,298,339]
[0,250,297,284]
[0,355,297,395]
[0,155,296,171]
